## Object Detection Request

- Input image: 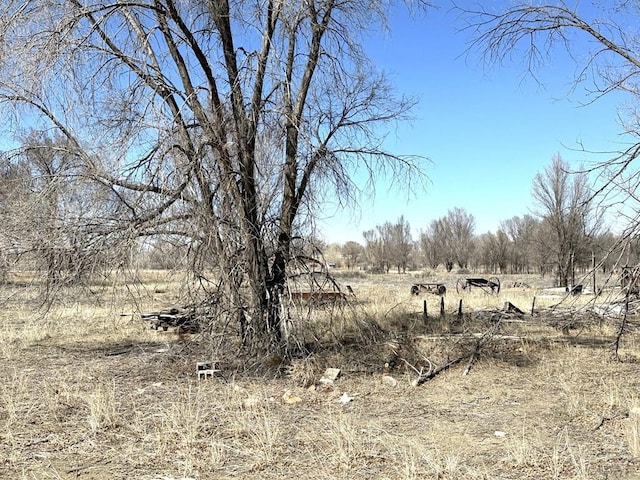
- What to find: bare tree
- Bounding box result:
[363,216,413,273]
[493,230,511,273]
[501,215,539,274]
[419,208,475,271]
[0,132,125,289]
[341,241,364,270]
[444,207,476,269]
[363,224,391,273]
[591,231,622,274]
[476,230,509,274]
[418,226,441,269]
[0,0,428,355]
[389,215,413,273]
[0,156,31,281]
[532,154,595,286]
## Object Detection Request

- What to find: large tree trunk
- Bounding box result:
[239,220,287,354]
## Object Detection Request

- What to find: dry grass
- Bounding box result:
[1,270,640,479]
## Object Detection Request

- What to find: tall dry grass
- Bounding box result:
[1,269,639,479]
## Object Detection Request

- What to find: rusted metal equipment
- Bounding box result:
[287,291,348,305]
[411,283,446,296]
[456,277,500,295]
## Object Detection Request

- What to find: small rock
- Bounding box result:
[242,396,261,408]
[381,375,398,387]
[339,392,353,404]
[283,390,302,404]
[320,367,341,384]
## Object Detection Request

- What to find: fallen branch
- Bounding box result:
[463,343,481,376]
[412,355,468,386]
[25,433,56,447]
[414,317,503,386]
[593,411,628,430]
[66,458,112,475]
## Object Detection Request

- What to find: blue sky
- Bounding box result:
[317,3,631,245]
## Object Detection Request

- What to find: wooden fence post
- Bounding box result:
[531,296,536,316]
[422,300,428,324]
[592,252,597,295]
[440,296,445,318]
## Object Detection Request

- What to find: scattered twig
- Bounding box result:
[401,355,433,378]
[593,411,629,430]
[25,434,56,447]
[413,355,467,387]
[463,343,481,376]
[66,458,111,475]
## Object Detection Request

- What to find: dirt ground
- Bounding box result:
[2,272,640,479]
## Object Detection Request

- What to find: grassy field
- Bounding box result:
[1,270,640,479]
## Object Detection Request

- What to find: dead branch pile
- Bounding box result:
[141,307,201,332]
[141,297,220,333]
[408,297,638,386]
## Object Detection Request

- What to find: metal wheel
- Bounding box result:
[410,285,419,296]
[488,276,501,294]
[456,278,467,294]
[436,284,446,296]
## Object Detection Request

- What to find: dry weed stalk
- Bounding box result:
[85,381,118,433]
[627,406,640,458]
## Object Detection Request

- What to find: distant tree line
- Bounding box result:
[340,155,638,287]
[2,143,632,293]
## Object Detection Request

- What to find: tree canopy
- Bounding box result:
[0,0,428,355]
